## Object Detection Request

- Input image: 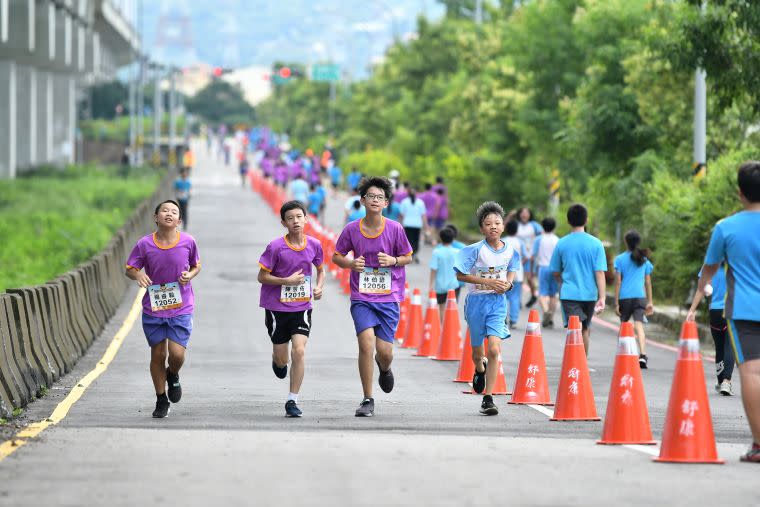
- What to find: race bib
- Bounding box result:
[280,276,311,303]
[176,190,189,200]
[148,282,183,312]
[475,266,507,291]
[359,268,392,295]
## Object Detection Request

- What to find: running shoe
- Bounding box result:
[472,359,487,394]
[639,354,648,369]
[719,379,733,396]
[272,360,287,379]
[740,443,760,463]
[355,397,375,417]
[166,368,182,403]
[152,395,170,418]
[541,314,553,328]
[480,395,498,415]
[526,295,537,308]
[375,357,394,393]
[285,400,302,418]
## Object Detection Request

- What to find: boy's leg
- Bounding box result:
[633,322,647,355]
[484,337,501,396]
[167,340,186,375]
[273,342,289,369]
[738,359,760,445]
[150,340,169,394]
[357,328,376,398]
[375,336,393,372]
[289,334,308,395]
[710,311,731,382]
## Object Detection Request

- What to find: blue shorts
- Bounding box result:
[142,313,193,348]
[538,266,559,297]
[350,301,400,343]
[464,293,510,347]
[524,260,533,274]
[431,218,446,229]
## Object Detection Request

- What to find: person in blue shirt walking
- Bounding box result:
[455,201,520,416]
[307,183,325,220]
[690,161,760,463]
[428,227,461,319]
[399,188,428,264]
[174,168,192,230]
[549,204,607,356]
[687,265,734,395]
[346,166,363,192]
[613,230,654,369]
[505,220,528,329]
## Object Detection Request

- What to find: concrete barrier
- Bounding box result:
[0,171,174,415]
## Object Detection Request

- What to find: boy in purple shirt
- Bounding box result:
[258,201,325,417]
[333,176,413,417]
[126,200,201,418]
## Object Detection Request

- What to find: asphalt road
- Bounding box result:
[0,143,755,506]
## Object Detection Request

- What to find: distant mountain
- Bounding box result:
[140,0,444,79]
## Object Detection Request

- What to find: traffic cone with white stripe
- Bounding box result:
[653,321,723,463]
[454,328,474,382]
[598,322,655,445]
[551,315,599,421]
[395,283,410,341]
[401,289,423,349]
[509,309,552,405]
[463,342,510,395]
[415,291,441,357]
[433,290,461,361]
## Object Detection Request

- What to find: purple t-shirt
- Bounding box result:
[258,235,324,312]
[126,232,201,318]
[419,191,440,219]
[432,184,449,220]
[335,218,413,303]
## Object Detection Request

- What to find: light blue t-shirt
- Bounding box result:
[348,207,366,222]
[549,231,607,301]
[698,265,726,311]
[307,190,324,215]
[454,239,521,296]
[430,245,460,294]
[289,178,309,204]
[399,197,427,228]
[614,251,653,299]
[329,166,342,185]
[704,211,760,321]
[382,201,401,221]
[174,179,191,202]
[347,171,362,191]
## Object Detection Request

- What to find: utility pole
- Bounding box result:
[136,56,145,165]
[152,64,162,166]
[169,70,177,168]
[128,60,136,166]
[693,68,707,178]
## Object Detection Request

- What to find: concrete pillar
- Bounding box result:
[1,0,8,44]
[45,71,53,161]
[29,66,37,166]
[15,65,32,171]
[67,75,75,164]
[0,61,17,179]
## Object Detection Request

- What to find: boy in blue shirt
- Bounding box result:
[692,161,760,463]
[532,217,560,328]
[613,230,654,369]
[428,227,461,318]
[174,168,192,230]
[549,204,607,356]
[455,202,520,416]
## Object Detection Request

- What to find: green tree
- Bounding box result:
[185,80,255,126]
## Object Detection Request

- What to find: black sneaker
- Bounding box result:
[740,443,760,463]
[541,314,553,328]
[472,359,487,394]
[375,357,394,393]
[272,360,287,379]
[152,394,170,418]
[526,295,537,308]
[355,397,375,417]
[285,400,302,418]
[480,395,498,415]
[639,354,648,369]
[166,368,182,403]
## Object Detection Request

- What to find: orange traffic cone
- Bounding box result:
[509,309,552,405]
[415,291,441,357]
[401,289,423,349]
[463,343,510,395]
[653,321,723,463]
[454,328,474,382]
[433,290,461,361]
[551,315,600,421]
[598,322,655,444]
[340,267,351,296]
[395,283,410,340]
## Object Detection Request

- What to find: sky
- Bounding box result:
[139,0,445,79]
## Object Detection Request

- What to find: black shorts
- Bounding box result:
[619,298,647,322]
[561,300,596,330]
[728,319,760,364]
[265,309,312,344]
[436,288,461,305]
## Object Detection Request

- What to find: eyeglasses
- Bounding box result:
[363,193,387,201]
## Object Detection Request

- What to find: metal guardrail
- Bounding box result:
[0,171,173,418]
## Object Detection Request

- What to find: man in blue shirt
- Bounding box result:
[693,161,760,463]
[428,227,461,318]
[347,167,363,192]
[174,168,192,230]
[549,204,607,356]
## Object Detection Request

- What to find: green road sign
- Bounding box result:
[311,64,341,82]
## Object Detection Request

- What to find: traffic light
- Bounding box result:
[272,64,303,85]
[278,67,292,79]
[213,67,223,77]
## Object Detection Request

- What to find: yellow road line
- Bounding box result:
[0,289,145,462]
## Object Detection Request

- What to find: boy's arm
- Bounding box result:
[257,267,304,286]
[313,265,326,300]
[180,264,201,285]
[644,274,654,315]
[455,272,511,293]
[429,269,437,293]
[594,271,606,312]
[125,266,152,288]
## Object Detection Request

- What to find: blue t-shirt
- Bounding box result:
[699,265,726,311]
[329,166,343,185]
[399,197,427,228]
[347,171,362,191]
[430,245,460,294]
[549,231,607,301]
[452,240,465,249]
[454,239,521,296]
[614,251,653,299]
[348,208,367,222]
[289,179,309,204]
[174,179,191,202]
[704,211,760,321]
[382,201,401,221]
[307,190,324,215]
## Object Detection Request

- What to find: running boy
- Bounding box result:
[333,176,413,417]
[126,200,201,418]
[455,202,520,416]
[532,217,560,327]
[257,201,325,417]
[429,226,461,319]
[613,230,654,369]
[549,204,607,356]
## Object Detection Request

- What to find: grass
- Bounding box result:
[0,164,162,291]
[37,386,48,398]
[11,408,23,417]
[0,418,6,425]
[80,115,186,142]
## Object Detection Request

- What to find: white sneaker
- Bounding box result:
[719,379,733,396]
